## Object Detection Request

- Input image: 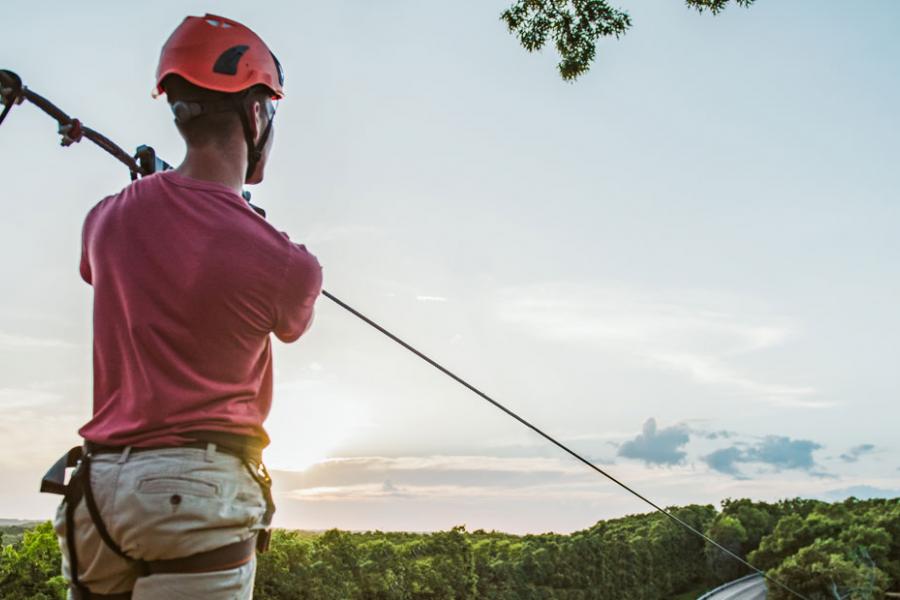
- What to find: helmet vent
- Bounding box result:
[205,18,233,28]
[213,45,250,76]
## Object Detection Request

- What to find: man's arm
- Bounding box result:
[272,244,323,343]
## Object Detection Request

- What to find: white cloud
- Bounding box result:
[274,454,595,500]
[286,454,588,478]
[285,482,619,502]
[0,387,64,408]
[618,418,690,466]
[704,436,823,478]
[0,332,76,349]
[272,452,739,508]
[496,283,817,405]
[838,444,876,463]
[647,352,822,407]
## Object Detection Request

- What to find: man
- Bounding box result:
[48,13,322,599]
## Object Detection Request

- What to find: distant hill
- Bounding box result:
[0,518,41,527]
[1,520,44,548]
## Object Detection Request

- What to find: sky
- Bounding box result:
[1,0,899,535]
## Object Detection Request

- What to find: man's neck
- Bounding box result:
[175,145,246,194]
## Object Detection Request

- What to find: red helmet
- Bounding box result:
[154,13,284,99]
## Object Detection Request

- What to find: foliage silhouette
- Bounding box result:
[502,0,756,80]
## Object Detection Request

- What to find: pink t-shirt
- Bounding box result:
[78,170,322,448]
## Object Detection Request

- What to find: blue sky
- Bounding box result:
[1,0,898,534]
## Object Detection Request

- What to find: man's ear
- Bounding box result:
[250,99,266,145]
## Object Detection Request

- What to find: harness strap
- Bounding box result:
[146,536,257,575]
[242,458,275,552]
[64,461,88,598]
[80,456,147,572]
[71,590,132,600]
[40,445,83,495]
[231,92,274,182]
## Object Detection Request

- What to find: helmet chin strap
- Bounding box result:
[232,93,275,182]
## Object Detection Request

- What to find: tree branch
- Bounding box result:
[503,0,756,80]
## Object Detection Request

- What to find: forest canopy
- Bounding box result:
[2,497,897,599]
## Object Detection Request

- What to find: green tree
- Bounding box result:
[718,498,781,552]
[254,529,316,600]
[749,498,900,599]
[503,0,756,80]
[705,514,748,584]
[0,521,65,600]
[767,540,888,600]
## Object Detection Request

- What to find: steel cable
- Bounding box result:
[321,290,812,600]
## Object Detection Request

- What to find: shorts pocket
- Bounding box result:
[137,476,219,498]
[115,455,261,560]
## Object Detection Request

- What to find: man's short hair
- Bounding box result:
[162,75,271,147]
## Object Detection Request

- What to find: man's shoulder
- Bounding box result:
[82,189,123,230]
[275,230,321,272]
[85,176,155,219]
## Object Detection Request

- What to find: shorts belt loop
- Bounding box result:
[117,446,132,464]
[205,442,217,462]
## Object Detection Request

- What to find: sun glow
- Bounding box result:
[263,378,371,472]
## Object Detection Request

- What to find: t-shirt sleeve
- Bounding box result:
[272,243,323,343]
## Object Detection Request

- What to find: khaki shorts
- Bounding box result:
[53,445,269,599]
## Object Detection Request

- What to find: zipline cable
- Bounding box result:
[321,291,810,600]
[1,70,811,600]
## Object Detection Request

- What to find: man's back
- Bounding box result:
[44,14,307,599]
[79,169,322,448]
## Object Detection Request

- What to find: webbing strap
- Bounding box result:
[242,458,275,552]
[80,454,261,572]
[64,469,86,594]
[80,456,145,570]
[71,589,132,600]
[40,445,83,495]
[146,536,256,575]
[231,92,274,182]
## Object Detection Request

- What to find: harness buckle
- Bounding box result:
[40,446,84,496]
[253,460,272,487]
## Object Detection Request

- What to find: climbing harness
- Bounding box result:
[41,441,272,600]
[1,69,812,600]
